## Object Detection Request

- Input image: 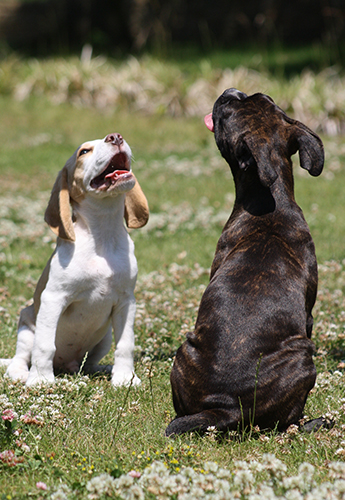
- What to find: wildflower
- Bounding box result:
[15,440,30,453]
[334,479,345,494]
[36,482,48,490]
[20,411,44,426]
[2,408,18,422]
[283,489,303,500]
[0,449,25,466]
[233,469,255,489]
[328,461,345,479]
[286,424,299,435]
[249,484,276,499]
[86,473,116,498]
[50,484,71,500]
[204,462,219,474]
[335,448,345,457]
[128,470,141,479]
[262,453,287,478]
[206,425,218,440]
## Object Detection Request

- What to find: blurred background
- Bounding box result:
[0,0,344,65]
[0,0,344,134]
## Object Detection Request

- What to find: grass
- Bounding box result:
[1,53,345,135]
[0,55,345,498]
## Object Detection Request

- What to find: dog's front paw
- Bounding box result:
[111,371,141,388]
[25,367,55,387]
[4,359,29,383]
[0,358,11,368]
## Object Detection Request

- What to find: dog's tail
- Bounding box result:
[165,411,335,438]
[165,408,241,437]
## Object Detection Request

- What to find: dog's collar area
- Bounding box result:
[90,152,131,191]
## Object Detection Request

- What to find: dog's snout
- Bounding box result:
[105,133,123,146]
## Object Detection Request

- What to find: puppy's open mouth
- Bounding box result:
[90,152,132,191]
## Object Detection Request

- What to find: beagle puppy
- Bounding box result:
[0,133,149,387]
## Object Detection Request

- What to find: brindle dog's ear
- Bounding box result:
[293,122,324,177]
[238,137,278,188]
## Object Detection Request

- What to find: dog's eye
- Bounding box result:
[79,148,91,157]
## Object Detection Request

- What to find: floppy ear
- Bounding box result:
[237,137,278,188]
[44,166,76,241]
[294,123,324,176]
[124,176,149,229]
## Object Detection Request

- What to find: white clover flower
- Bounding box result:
[328,461,345,478]
[283,475,304,490]
[298,462,315,478]
[213,479,232,497]
[204,461,219,473]
[262,453,287,478]
[334,479,345,494]
[233,469,255,488]
[86,473,116,498]
[114,474,144,500]
[180,486,206,499]
[247,493,262,500]
[306,481,333,500]
[124,484,144,500]
[0,395,11,406]
[215,467,232,480]
[49,484,71,500]
[285,489,304,500]
[161,475,183,496]
[234,460,249,470]
[286,424,299,435]
[181,467,198,480]
[248,461,264,474]
[248,484,276,500]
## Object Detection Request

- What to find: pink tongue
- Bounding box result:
[204,113,214,132]
[105,170,129,181]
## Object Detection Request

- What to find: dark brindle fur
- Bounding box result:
[165,89,324,437]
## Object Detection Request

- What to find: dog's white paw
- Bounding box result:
[0,358,12,368]
[4,359,29,382]
[111,371,141,388]
[26,368,55,387]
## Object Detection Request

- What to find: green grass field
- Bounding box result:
[1,56,345,499]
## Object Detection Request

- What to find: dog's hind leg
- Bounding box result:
[4,305,35,382]
[165,408,242,437]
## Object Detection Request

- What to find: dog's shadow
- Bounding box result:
[54,364,113,381]
[54,348,177,381]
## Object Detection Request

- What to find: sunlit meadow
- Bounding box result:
[0,54,345,498]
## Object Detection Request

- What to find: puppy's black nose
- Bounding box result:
[105,133,123,146]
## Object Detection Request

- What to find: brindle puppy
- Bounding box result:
[166,89,325,437]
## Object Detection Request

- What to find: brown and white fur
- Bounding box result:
[0,133,149,387]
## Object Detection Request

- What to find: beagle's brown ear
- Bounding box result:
[124,176,149,229]
[44,166,76,241]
